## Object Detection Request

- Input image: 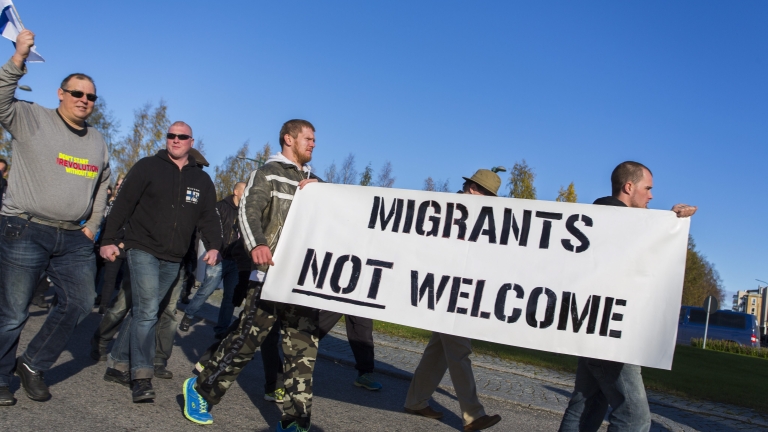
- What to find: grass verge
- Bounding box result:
[371,321,768,413]
[689,337,768,358]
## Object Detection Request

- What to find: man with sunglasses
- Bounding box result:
[0,29,112,406]
[403,169,503,431]
[99,122,221,402]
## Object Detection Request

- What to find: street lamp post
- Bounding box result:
[756,279,768,342]
[237,156,267,167]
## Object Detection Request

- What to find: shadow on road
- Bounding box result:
[44,313,103,388]
[544,385,747,432]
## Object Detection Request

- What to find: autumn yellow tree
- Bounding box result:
[111,100,169,178]
[681,236,725,306]
[508,160,536,199]
[213,141,271,200]
[556,182,577,203]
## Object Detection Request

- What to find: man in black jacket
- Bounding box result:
[558,161,696,432]
[99,121,222,402]
[180,181,251,337]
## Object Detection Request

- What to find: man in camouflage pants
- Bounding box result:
[182,119,321,432]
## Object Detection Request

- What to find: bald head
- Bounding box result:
[234,182,246,195]
[233,182,247,206]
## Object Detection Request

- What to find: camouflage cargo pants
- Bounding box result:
[195,282,319,422]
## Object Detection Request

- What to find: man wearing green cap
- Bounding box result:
[403,169,502,431]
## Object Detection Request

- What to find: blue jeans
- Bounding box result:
[559,358,652,432]
[94,261,184,366]
[184,259,238,336]
[0,216,95,387]
[107,249,180,380]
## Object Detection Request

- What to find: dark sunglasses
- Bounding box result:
[166,133,192,141]
[60,88,98,102]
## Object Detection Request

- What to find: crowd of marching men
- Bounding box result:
[0,29,697,432]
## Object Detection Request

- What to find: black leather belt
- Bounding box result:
[20,213,82,231]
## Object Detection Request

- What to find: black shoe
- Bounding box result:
[15,358,50,401]
[131,379,155,403]
[179,315,192,332]
[0,386,16,406]
[104,367,131,387]
[154,364,173,379]
[90,337,108,362]
[405,405,444,419]
[30,293,49,310]
[464,414,502,431]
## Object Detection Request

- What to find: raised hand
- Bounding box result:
[12,29,34,68]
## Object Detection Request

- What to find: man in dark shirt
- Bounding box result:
[558,161,696,432]
[180,182,251,338]
[99,121,221,402]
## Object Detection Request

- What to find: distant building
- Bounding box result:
[733,287,768,338]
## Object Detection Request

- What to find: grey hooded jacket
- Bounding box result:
[239,153,321,273]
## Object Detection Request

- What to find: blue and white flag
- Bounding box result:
[0,0,43,62]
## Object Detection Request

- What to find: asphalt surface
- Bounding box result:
[0,306,589,432]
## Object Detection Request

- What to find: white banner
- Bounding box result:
[261,184,690,369]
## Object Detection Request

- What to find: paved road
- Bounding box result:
[0,308,589,431]
[4,292,767,432]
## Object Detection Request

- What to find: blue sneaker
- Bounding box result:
[276,420,311,432]
[183,377,213,425]
[354,373,383,391]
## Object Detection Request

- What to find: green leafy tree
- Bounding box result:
[508,159,536,199]
[681,236,725,306]
[214,141,271,200]
[360,163,373,186]
[556,182,577,203]
[111,100,170,178]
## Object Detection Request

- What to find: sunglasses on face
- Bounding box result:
[166,133,192,141]
[60,88,98,102]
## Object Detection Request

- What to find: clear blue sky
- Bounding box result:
[11,1,768,306]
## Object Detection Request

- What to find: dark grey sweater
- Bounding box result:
[0,59,111,233]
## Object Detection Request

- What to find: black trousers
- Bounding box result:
[99,256,125,310]
[317,312,375,374]
[33,275,50,298]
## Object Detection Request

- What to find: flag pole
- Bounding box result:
[9,4,24,30]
